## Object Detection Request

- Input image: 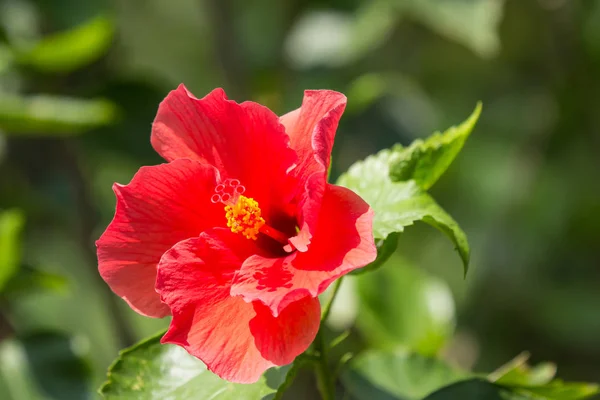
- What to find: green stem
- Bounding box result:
[329,330,351,349]
[315,277,344,400]
[321,277,343,322]
[315,332,335,400]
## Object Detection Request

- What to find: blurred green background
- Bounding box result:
[0,0,599,398]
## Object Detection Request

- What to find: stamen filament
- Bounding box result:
[259,225,290,245]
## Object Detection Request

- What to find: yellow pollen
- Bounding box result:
[224,195,265,240]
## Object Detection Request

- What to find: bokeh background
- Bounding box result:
[0,0,599,398]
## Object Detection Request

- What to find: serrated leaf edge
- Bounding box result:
[98,329,167,396]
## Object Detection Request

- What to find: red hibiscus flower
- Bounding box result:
[96,86,376,383]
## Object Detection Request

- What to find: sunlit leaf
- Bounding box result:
[356,258,455,355]
[337,149,469,273]
[512,381,600,400]
[389,103,481,190]
[489,352,556,386]
[16,15,114,73]
[341,350,468,400]
[0,209,24,293]
[100,331,289,399]
[0,93,117,135]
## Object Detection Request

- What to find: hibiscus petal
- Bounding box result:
[280,90,347,181]
[232,184,376,316]
[280,90,347,251]
[151,85,298,224]
[96,159,224,318]
[156,230,320,383]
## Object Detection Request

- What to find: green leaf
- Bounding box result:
[3,264,69,297]
[389,103,482,190]
[345,0,398,63]
[100,331,290,400]
[424,377,600,400]
[19,331,91,400]
[356,258,455,355]
[345,73,439,129]
[0,209,24,292]
[345,73,389,115]
[342,351,600,400]
[273,356,311,400]
[489,353,556,387]
[423,379,515,400]
[16,15,114,73]
[0,93,117,135]
[397,0,505,58]
[341,350,468,400]
[337,149,470,273]
[284,3,397,69]
[487,353,599,399]
[0,44,15,75]
[351,233,399,276]
[511,381,600,400]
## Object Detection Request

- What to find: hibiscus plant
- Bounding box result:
[96,86,599,400]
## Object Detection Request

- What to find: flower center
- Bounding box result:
[225,196,265,240]
[211,179,289,245]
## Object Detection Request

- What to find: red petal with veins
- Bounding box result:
[96,159,224,317]
[280,90,346,182]
[231,184,376,316]
[151,85,298,226]
[280,90,347,251]
[156,230,320,383]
